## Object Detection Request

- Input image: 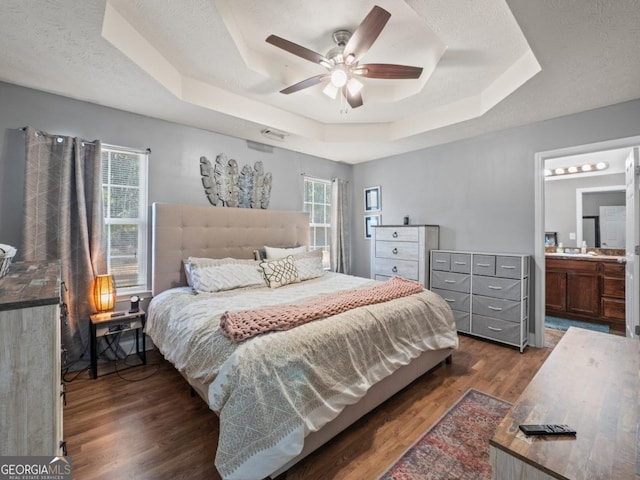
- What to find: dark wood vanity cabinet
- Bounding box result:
[545,257,625,331]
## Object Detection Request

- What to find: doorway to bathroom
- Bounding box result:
[534,135,640,347]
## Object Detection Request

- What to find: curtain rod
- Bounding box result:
[20,127,151,153]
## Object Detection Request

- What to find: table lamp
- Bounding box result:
[93,274,116,312]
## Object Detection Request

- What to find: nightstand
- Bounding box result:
[89,309,146,379]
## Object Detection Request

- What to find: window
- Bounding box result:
[101,145,149,293]
[303,177,331,268]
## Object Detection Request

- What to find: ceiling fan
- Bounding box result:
[266,5,423,109]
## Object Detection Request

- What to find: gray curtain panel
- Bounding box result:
[22,127,107,368]
[330,178,350,273]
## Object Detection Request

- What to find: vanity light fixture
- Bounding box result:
[545,162,609,177]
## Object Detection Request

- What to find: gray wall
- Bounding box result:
[544,173,625,248]
[0,81,352,261]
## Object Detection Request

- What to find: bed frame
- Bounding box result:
[150,202,454,478]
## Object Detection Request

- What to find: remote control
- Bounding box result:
[519,424,576,436]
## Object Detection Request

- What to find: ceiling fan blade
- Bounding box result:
[343,6,391,63]
[343,86,364,109]
[266,35,328,65]
[354,63,423,79]
[280,74,329,94]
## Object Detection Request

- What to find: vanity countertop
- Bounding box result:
[545,252,626,263]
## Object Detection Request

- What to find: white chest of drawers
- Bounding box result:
[430,250,529,352]
[370,225,439,288]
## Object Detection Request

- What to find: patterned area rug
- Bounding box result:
[545,315,609,333]
[378,389,512,480]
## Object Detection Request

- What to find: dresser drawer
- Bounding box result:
[375,240,419,262]
[432,252,451,271]
[373,258,418,280]
[374,227,420,242]
[473,254,496,276]
[451,253,472,273]
[453,310,470,332]
[472,315,521,345]
[472,295,522,323]
[496,256,522,279]
[431,271,471,293]
[432,288,470,312]
[473,275,522,301]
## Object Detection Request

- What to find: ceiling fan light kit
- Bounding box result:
[265,5,423,109]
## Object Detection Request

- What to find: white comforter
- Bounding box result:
[146,272,458,480]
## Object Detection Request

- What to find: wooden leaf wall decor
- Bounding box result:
[200,154,272,209]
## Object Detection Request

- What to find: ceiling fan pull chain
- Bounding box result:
[340,92,348,115]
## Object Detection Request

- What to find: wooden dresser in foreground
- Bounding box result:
[490,327,639,479]
[0,261,64,455]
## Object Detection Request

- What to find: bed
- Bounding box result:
[147,202,458,480]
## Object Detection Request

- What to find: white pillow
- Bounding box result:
[184,257,259,287]
[260,256,300,288]
[189,259,265,293]
[291,250,325,281]
[264,245,306,260]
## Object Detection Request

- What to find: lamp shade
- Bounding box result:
[93,274,116,312]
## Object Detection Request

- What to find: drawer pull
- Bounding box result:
[392,231,398,238]
[454,261,467,265]
[392,266,398,273]
[477,263,491,267]
[444,298,456,303]
[487,326,503,332]
[488,306,503,311]
[392,248,398,254]
[488,286,502,290]
[435,260,446,263]
[501,265,516,269]
[444,280,456,284]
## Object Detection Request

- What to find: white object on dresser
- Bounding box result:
[430,250,529,352]
[0,261,64,455]
[371,225,440,288]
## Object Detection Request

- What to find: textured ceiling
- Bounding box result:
[0,0,639,164]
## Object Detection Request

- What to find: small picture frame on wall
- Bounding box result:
[364,186,381,212]
[364,214,380,239]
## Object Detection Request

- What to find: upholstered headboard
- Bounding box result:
[151,203,310,296]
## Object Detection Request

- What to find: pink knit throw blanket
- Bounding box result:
[220,276,424,342]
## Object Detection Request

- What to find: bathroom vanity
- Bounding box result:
[545,253,625,332]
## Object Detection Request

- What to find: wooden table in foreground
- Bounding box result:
[490,327,640,480]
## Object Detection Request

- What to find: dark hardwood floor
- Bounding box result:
[64,329,565,480]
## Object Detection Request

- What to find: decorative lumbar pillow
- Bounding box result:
[264,245,306,260]
[260,256,300,288]
[185,257,259,288]
[290,249,325,281]
[189,259,265,293]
